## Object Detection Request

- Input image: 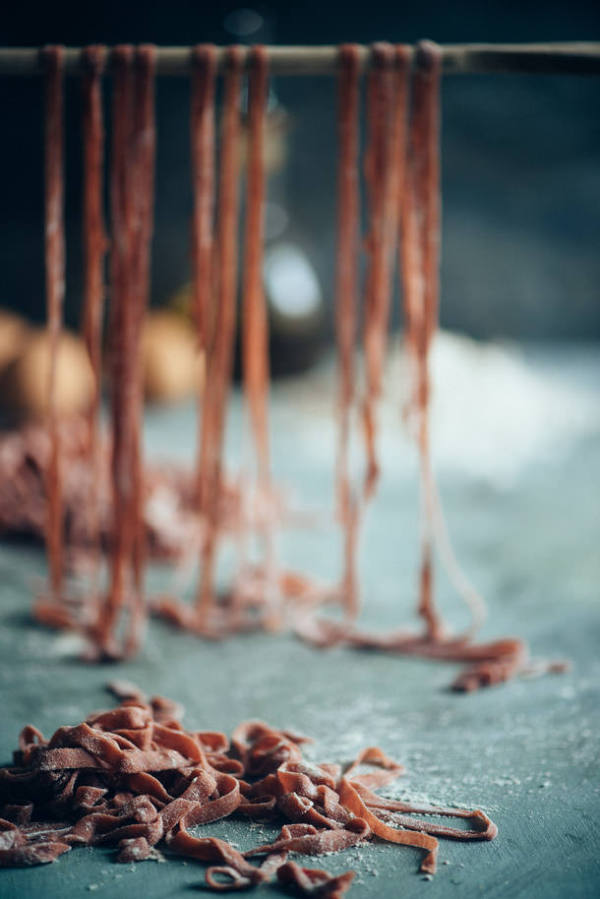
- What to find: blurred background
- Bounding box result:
[0,0,599,395]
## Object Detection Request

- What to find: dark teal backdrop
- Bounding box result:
[0,0,599,341]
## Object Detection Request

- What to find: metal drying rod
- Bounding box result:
[0,43,600,76]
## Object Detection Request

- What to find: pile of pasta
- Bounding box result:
[0,685,496,894]
[0,417,220,563]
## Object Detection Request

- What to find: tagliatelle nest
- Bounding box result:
[0,683,497,897]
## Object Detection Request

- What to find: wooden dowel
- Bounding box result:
[1,43,600,77]
[442,42,600,75]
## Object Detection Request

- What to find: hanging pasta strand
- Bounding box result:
[128,45,156,648]
[81,45,107,593]
[241,45,279,622]
[102,45,136,652]
[415,46,488,637]
[295,41,541,691]
[153,45,217,633]
[190,45,217,505]
[196,46,244,625]
[362,43,396,501]
[401,40,444,639]
[243,45,270,486]
[100,45,156,655]
[335,44,361,620]
[35,46,106,639]
[389,46,412,287]
[402,41,487,640]
[41,45,66,602]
